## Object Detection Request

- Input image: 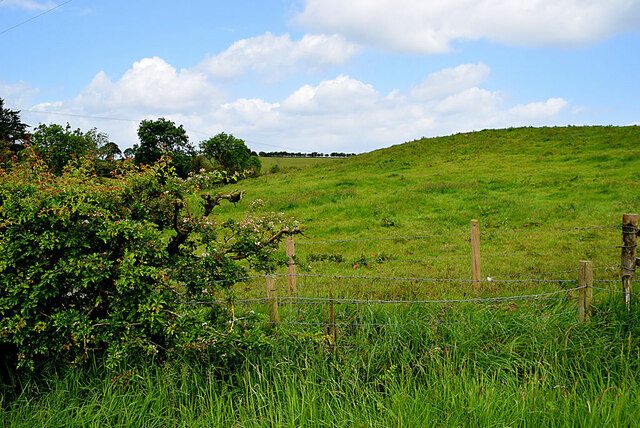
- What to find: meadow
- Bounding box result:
[2,126,640,426]
[259,156,342,175]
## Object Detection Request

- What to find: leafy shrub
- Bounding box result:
[0,149,301,371]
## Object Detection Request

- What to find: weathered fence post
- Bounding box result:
[621,214,638,308]
[286,235,297,295]
[471,219,481,293]
[578,260,593,322]
[265,275,279,326]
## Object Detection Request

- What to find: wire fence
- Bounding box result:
[297,224,625,245]
[181,219,637,337]
[182,286,632,307]
[217,272,634,285]
[292,224,627,295]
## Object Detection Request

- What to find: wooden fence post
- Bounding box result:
[471,219,481,293]
[621,214,638,308]
[265,275,279,326]
[578,260,593,322]
[286,235,297,295]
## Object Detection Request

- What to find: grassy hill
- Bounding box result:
[214,126,639,298]
[226,126,639,235]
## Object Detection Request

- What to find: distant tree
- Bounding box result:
[30,123,97,174]
[0,97,28,145]
[84,127,109,153]
[98,142,122,160]
[200,132,261,175]
[135,118,195,177]
[83,127,121,161]
[123,147,135,158]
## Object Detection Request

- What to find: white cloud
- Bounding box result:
[295,0,640,54]
[214,98,281,129]
[0,80,40,109]
[282,75,379,113]
[198,32,361,79]
[1,0,55,10]
[201,65,568,153]
[508,98,569,121]
[26,59,569,153]
[70,57,222,114]
[409,63,491,101]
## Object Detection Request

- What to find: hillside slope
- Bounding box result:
[217,126,639,237]
[209,126,638,291]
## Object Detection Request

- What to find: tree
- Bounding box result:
[0,98,28,145]
[0,150,302,371]
[135,118,195,178]
[200,132,261,175]
[98,142,122,160]
[30,123,97,174]
[83,127,121,160]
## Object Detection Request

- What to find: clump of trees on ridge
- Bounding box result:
[0,98,263,179]
[259,151,356,158]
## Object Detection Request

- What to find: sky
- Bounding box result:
[1,0,639,154]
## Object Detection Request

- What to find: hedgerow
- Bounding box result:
[0,148,301,372]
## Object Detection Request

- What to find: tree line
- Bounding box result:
[259,151,356,158]
[0,97,260,179]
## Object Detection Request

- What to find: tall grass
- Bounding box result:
[3,298,639,426]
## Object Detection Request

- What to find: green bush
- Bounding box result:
[0,149,301,372]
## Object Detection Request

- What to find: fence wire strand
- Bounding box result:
[178,287,582,306]
[305,247,621,267]
[297,225,619,245]
[272,273,577,283]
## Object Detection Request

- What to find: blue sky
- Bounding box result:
[1,0,639,153]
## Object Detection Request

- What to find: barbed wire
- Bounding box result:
[235,296,576,305]
[215,272,578,283]
[303,247,621,268]
[297,225,620,245]
[622,226,640,234]
[489,266,617,279]
[205,266,631,292]
[297,231,468,245]
[178,287,581,306]
[481,225,620,235]
[592,287,640,297]
[272,273,577,283]
[307,255,469,265]
[482,246,622,258]
[240,287,582,305]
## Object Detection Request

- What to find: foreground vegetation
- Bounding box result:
[2,299,639,426]
[2,125,640,426]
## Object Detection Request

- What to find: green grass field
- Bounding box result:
[259,156,344,173]
[3,125,640,426]
[219,126,639,299]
